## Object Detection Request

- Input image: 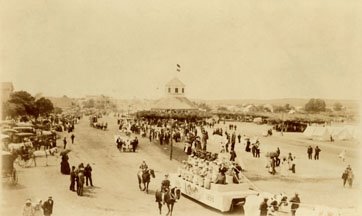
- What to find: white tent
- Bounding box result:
[303,126,316,139]
[303,125,355,141]
[344,125,359,140]
[311,127,330,141]
[329,127,353,141]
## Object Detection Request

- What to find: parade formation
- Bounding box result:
[1,1,360,215]
[2,101,360,216]
[1,77,361,216]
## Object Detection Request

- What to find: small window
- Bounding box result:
[175,88,178,93]
[168,88,171,93]
[182,88,184,93]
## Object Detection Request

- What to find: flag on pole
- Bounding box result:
[176,64,181,72]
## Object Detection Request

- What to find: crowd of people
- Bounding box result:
[22,196,54,216]
[116,136,139,152]
[177,154,245,189]
[69,163,94,196]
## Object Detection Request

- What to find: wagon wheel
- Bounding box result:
[16,157,33,168]
[11,169,18,185]
[16,157,26,168]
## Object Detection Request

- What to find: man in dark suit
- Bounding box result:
[70,166,76,191]
[259,198,268,216]
[63,137,67,149]
[314,146,321,160]
[132,137,139,152]
[290,193,300,216]
[84,164,93,187]
[307,146,313,160]
[42,196,54,216]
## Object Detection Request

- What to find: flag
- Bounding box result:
[176,64,181,72]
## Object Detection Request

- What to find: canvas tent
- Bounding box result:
[303,125,355,141]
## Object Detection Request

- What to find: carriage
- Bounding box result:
[114,135,137,152]
[170,172,258,212]
[1,150,18,185]
[15,149,35,168]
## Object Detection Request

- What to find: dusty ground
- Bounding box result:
[1,116,361,216]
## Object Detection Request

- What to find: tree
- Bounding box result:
[83,99,95,108]
[7,91,37,116]
[53,107,63,114]
[2,101,26,118]
[35,97,54,116]
[284,104,294,112]
[333,102,343,111]
[305,98,326,113]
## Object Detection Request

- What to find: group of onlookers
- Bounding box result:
[307,145,321,160]
[22,196,54,216]
[69,163,94,196]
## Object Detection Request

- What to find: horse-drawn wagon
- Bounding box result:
[170,172,258,212]
[114,135,138,152]
[1,150,18,185]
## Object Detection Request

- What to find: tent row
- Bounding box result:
[303,125,358,141]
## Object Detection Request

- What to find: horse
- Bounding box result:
[137,169,155,193]
[8,142,33,152]
[155,187,181,216]
[31,147,58,166]
[77,170,85,196]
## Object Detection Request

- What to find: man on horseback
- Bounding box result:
[139,160,148,174]
[161,174,171,204]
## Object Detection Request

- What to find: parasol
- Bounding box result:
[60,149,71,156]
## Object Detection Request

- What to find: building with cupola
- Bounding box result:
[151,77,197,111]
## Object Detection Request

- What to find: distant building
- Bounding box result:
[151,77,197,111]
[1,82,14,102]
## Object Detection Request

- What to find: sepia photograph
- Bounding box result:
[1,0,361,215]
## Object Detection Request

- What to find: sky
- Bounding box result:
[1,0,361,100]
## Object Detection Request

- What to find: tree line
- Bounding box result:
[2,91,57,119]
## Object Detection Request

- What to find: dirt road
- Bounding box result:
[2,116,243,216]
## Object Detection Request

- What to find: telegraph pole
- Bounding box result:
[170,129,173,160]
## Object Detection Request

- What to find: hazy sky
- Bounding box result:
[1,0,361,100]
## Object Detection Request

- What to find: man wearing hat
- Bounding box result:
[42,196,54,216]
[161,174,171,204]
[23,199,34,216]
[259,198,268,216]
[289,193,300,216]
[139,160,148,176]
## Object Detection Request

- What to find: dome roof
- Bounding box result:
[152,96,197,110]
[165,77,185,87]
